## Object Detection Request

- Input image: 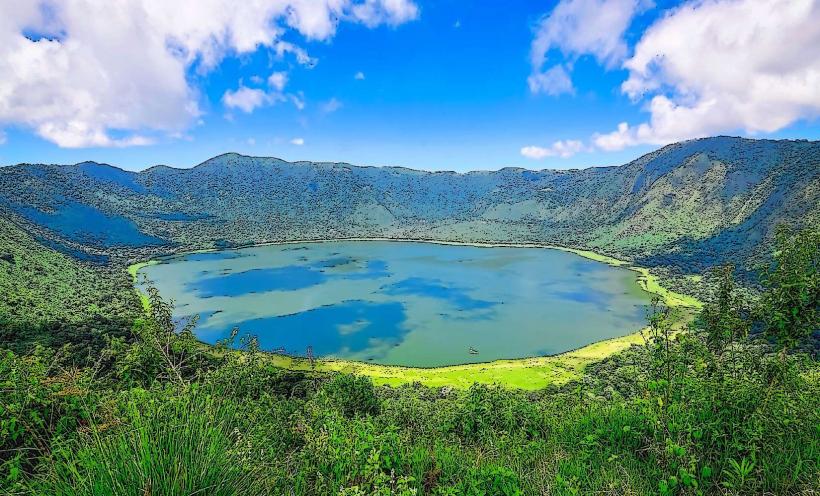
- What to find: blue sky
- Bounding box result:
[0,0,818,171]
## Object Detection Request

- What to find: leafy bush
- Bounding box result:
[758,225,819,349]
[322,373,381,418]
[0,346,96,491]
[453,464,522,496]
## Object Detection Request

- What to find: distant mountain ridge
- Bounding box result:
[1,136,818,277]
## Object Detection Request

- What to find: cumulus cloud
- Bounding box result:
[521,140,585,159]
[592,0,820,150]
[268,71,288,91]
[290,137,305,145]
[272,41,317,67]
[354,71,366,80]
[527,66,574,96]
[351,0,419,27]
[222,86,277,114]
[528,0,651,95]
[0,0,418,148]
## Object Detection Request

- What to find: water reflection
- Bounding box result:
[139,241,652,367]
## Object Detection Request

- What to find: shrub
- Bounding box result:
[322,374,381,418]
[0,346,96,491]
[452,464,523,496]
[444,384,541,442]
[758,225,819,350]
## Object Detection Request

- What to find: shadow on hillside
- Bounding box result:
[0,313,135,364]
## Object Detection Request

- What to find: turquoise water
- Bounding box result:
[137,241,652,367]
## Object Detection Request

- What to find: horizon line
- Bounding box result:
[1,135,817,175]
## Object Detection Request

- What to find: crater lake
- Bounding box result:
[136,240,653,367]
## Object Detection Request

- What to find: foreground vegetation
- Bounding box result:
[1,226,818,494]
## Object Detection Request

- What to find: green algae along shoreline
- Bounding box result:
[127,237,702,390]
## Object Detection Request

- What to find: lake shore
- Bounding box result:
[128,237,702,389]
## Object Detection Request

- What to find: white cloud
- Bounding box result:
[246,137,256,145]
[593,122,634,151]
[521,140,585,159]
[290,93,306,110]
[273,41,317,67]
[593,0,820,150]
[0,130,6,145]
[321,98,343,113]
[529,0,651,95]
[290,137,305,145]
[0,0,418,148]
[222,86,275,114]
[351,0,419,27]
[527,66,574,96]
[354,71,366,80]
[268,71,288,91]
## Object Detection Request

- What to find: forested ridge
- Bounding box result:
[1,137,817,278]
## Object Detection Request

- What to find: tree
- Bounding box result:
[699,265,749,357]
[758,225,819,350]
[117,285,201,386]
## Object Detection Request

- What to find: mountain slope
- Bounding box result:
[0,137,817,276]
[0,216,139,353]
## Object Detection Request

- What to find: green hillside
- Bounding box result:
[0,216,138,355]
[1,137,817,277]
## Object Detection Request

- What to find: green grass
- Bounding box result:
[127,260,159,310]
[127,260,158,281]
[42,391,267,496]
[633,267,703,308]
[258,330,647,390]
